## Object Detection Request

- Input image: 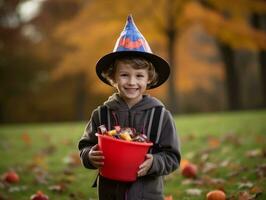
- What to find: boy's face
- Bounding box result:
[113,61,150,107]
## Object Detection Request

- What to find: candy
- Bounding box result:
[132,134,148,142]
[107,129,117,136]
[97,125,150,143]
[114,125,121,132]
[120,128,134,137]
[98,125,107,134]
[119,132,132,141]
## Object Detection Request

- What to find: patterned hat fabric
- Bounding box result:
[96,15,170,89]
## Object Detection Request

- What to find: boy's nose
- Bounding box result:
[128,76,137,85]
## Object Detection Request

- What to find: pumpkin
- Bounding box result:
[206,190,226,200]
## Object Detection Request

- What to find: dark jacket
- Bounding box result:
[78,93,181,200]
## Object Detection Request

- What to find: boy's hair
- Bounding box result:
[102,56,158,89]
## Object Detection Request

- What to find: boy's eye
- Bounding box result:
[137,74,144,78]
[120,73,128,77]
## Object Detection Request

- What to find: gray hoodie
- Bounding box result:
[78,93,181,200]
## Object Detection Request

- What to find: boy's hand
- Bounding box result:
[88,144,104,168]
[137,154,153,177]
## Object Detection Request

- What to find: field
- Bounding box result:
[0,110,265,200]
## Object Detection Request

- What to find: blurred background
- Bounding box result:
[1,0,266,123]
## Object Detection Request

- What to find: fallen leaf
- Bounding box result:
[0,192,8,200]
[208,137,221,149]
[21,133,31,145]
[30,154,48,169]
[219,159,230,167]
[33,167,50,184]
[60,174,76,184]
[0,182,5,189]
[238,191,254,200]
[61,138,72,146]
[63,152,81,167]
[238,182,253,189]
[200,153,209,162]
[263,149,266,158]
[256,163,266,178]
[182,134,195,142]
[202,162,217,173]
[186,188,202,196]
[164,195,173,200]
[245,149,262,158]
[63,168,74,175]
[222,132,241,146]
[201,176,225,188]
[40,145,56,155]
[181,179,194,185]
[249,185,263,195]
[227,165,247,178]
[8,185,28,193]
[49,184,66,193]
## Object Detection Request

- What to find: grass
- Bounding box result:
[0,110,265,200]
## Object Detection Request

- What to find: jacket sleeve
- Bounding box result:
[147,109,181,176]
[78,109,99,169]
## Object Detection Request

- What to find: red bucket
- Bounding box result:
[97,134,153,182]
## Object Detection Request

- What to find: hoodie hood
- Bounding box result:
[104,93,164,111]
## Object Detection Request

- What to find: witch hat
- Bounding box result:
[96,15,170,89]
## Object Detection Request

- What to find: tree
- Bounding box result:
[52,0,266,114]
[50,0,190,114]
[251,13,266,108]
[188,0,266,110]
[152,0,188,113]
[0,0,84,122]
[0,0,43,122]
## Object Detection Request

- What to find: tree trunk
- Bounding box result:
[76,73,86,120]
[198,0,241,110]
[219,43,241,110]
[166,0,178,114]
[251,13,266,108]
[259,50,266,107]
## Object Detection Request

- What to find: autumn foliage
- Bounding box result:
[1,0,266,122]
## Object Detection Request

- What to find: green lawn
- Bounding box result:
[0,110,265,200]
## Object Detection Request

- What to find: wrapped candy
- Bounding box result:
[97,125,150,143]
[120,128,134,137]
[119,132,132,141]
[107,129,117,136]
[132,134,148,142]
[114,125,121,132]
[98,125,107,135]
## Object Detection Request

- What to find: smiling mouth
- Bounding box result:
[125,88,138,92]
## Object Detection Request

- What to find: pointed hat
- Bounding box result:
[96,15,170,89]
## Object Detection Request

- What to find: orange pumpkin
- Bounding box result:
[206,190,226,200]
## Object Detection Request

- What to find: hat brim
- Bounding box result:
[96,51,170,89]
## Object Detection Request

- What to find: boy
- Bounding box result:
[78,15,181,200]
